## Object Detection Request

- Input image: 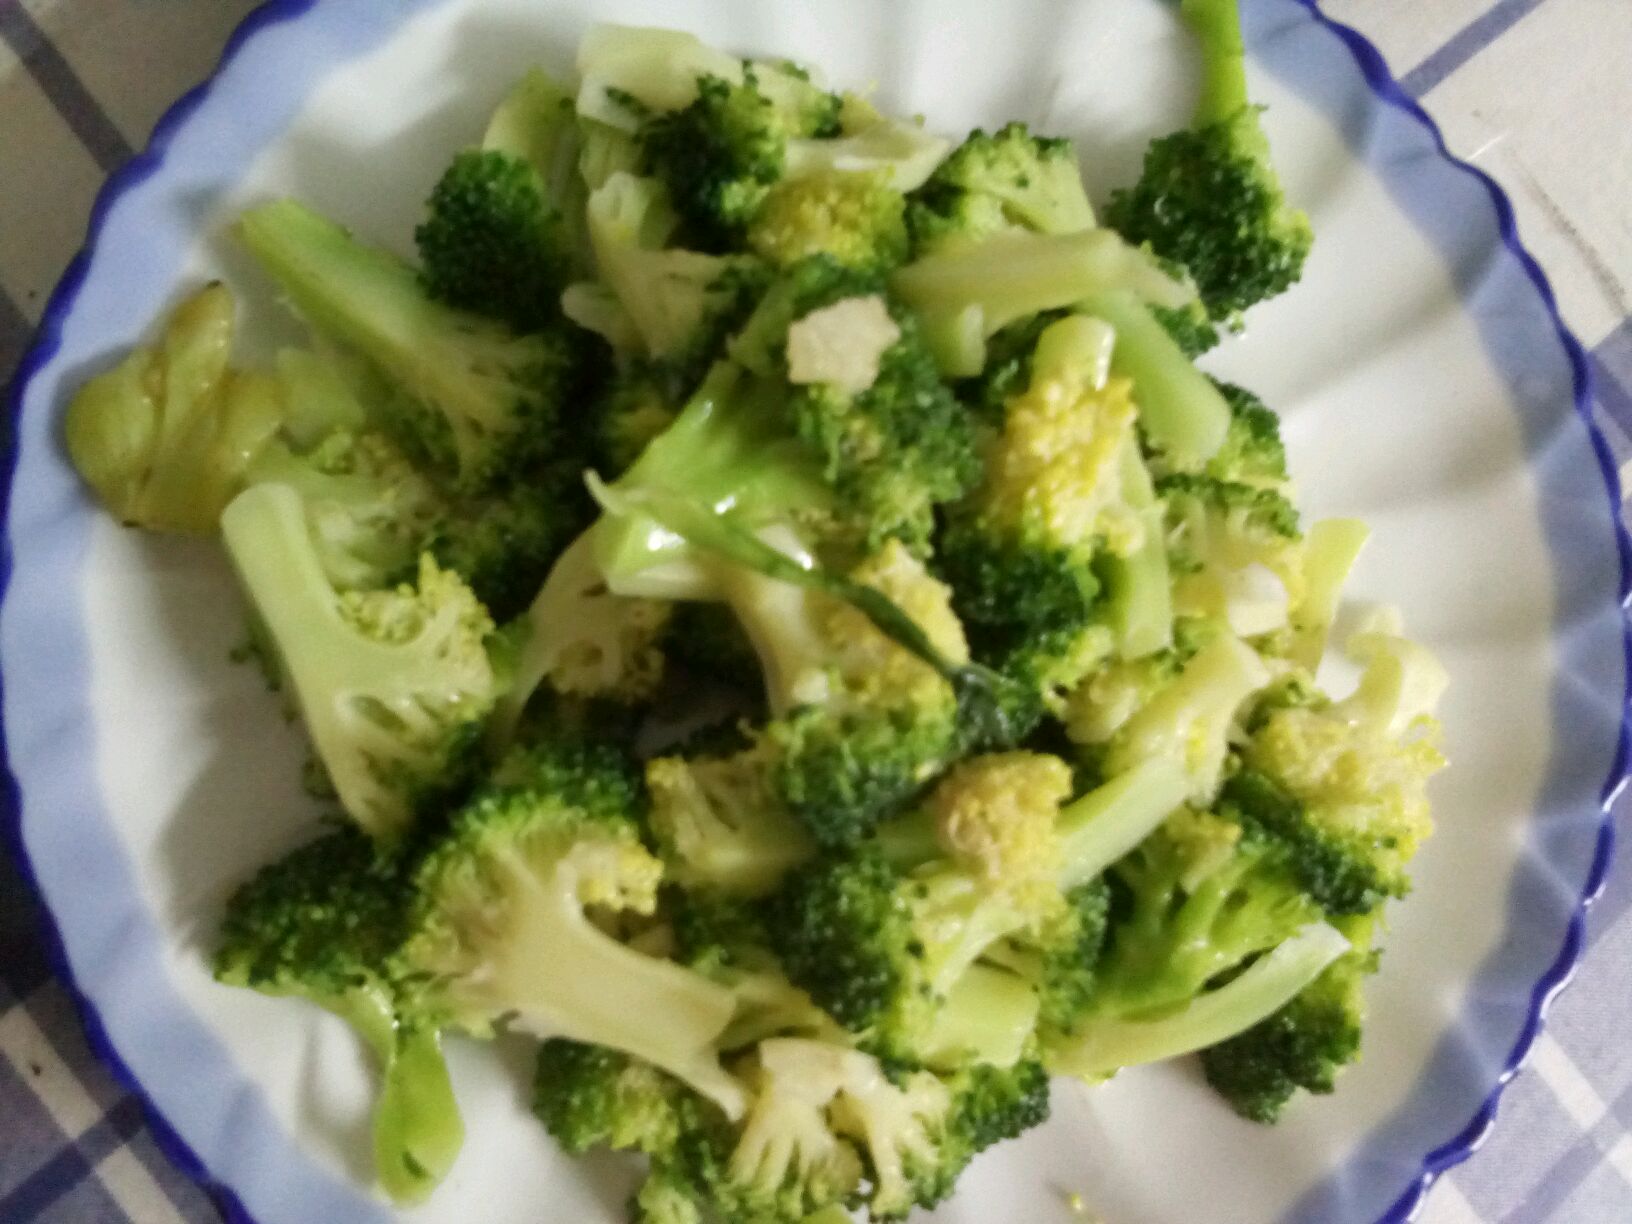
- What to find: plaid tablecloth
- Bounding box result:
[2,1,1630,1220]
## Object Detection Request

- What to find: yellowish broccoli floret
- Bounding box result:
[749,170,909,272]
[928,751,1072,886]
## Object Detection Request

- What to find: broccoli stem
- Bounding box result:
[1078,290,1230,465]
[1048,921,1349,1076]
[1181,0,1249,128]
[1101,441,1173,658]
[919,963,1042,1069]
[1290,518,1370,670]
[891,231,1195,377]
[460,847,746,1118]
[372,1026,465,1204]
[1057,756,1192,889]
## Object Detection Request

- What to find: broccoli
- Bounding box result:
[986,880,1111,1036]
[1204,380,1289,486]
[533,1038,691,1155]
[938,314,1166,714]
[638,72,795,252]
[220,482,502,839]
[585,171,772,372]
[646,739,817,895]
[595,363,682,474]
[1157,472,1304,638]
[415,148,571,330]
[399,738,748,1118]
[214,825,462,1203]
[1103,0,1312,323]
[749,170,910,273]
[890,227,1196,378]
[1200,914,1375,1121]
[1045,805,1350,1077]
[238,200,585,491]
[65,284,283,532]
[482,67,592,275]
[906,122,1095,256]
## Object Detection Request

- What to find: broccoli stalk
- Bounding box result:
[1048,920,1349,1076]
[890,228,1197,376]
[220,483,501,840]
[239,200,581,491]
[402,741,748,1119]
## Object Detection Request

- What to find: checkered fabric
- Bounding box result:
[2,1,1630,1220]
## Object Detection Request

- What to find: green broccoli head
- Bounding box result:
[220,482,502,840]
[401,738,747,1117]
[238,200,584,492]
[992,879,1111,1036]
[767,844,1047,1068]
[907,122,1094,256]
[65,284,284,533]
[1103,0,1311,321]
[1200,916,1375,1121]
[415,148,571,331]
[533,1038,690,1155]
[945,1055,1052,1155]
[749,170,909,274]
[1204,380,1289,486]
[639,73,793,252]
[1156,473,1303,637]
[214,825,463,1204]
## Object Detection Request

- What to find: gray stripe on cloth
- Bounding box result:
[1398,0,1553,98]
[0,3,134,173]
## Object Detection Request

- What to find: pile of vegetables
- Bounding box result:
[63,3,1446,1219]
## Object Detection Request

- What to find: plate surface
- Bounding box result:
[3,1,1626,1221]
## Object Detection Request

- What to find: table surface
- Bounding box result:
[2,2,1630,1221]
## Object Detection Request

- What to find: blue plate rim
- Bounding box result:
[0,2,1626,1222]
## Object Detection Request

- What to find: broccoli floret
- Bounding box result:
[482,68,592,276]
[533,1038,690,1155]
[1200,915,1374,1122]
[646,740,817,895]
[423,464,594,621]
[595,363,682,474]
[65,284,283,532]
[400,738,748,1118]
[1157,472,1303,637]
[638,73,791,252]
[988,880,1111,1036]
[938,314,1161,710]
[585,171,772,372]
[220,483,502,840]
[749,170,909,273]
[238,200,583,492]
[214,826,462,1203]
[1203,380,1288,486]
[244,426,440,592]
[906,122,1094,256]
[1103,0,1312,322]
[415,148,571,331]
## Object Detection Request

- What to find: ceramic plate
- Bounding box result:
[4,1,1627,1221]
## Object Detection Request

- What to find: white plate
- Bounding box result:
[4,1,1626,1221]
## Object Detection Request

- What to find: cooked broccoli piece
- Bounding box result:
[415,148,571,330]
[220,482,502,840]
[238,200,584,491]
[638,72,794,252]
[1203,380,1289,486]
[647,739,817,895]
[1200,914,1375,1121]
[938,314,1166,715]
[890,228,1195,377]
[400,738,748,1118]
[533,1038,691,1155]
[1103,0,1312,323]
[423,464,594,621]
[906,122,1094,256]
[1157,472,1304,637]
[986,880,1111,1036]
[594,363,682,474]
[585,171,772,372]
[482,68,592,275]
[1044,803,1349,1077]
[65,284,283,532]
[749,169,909,273]
[214,825,462,1203]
